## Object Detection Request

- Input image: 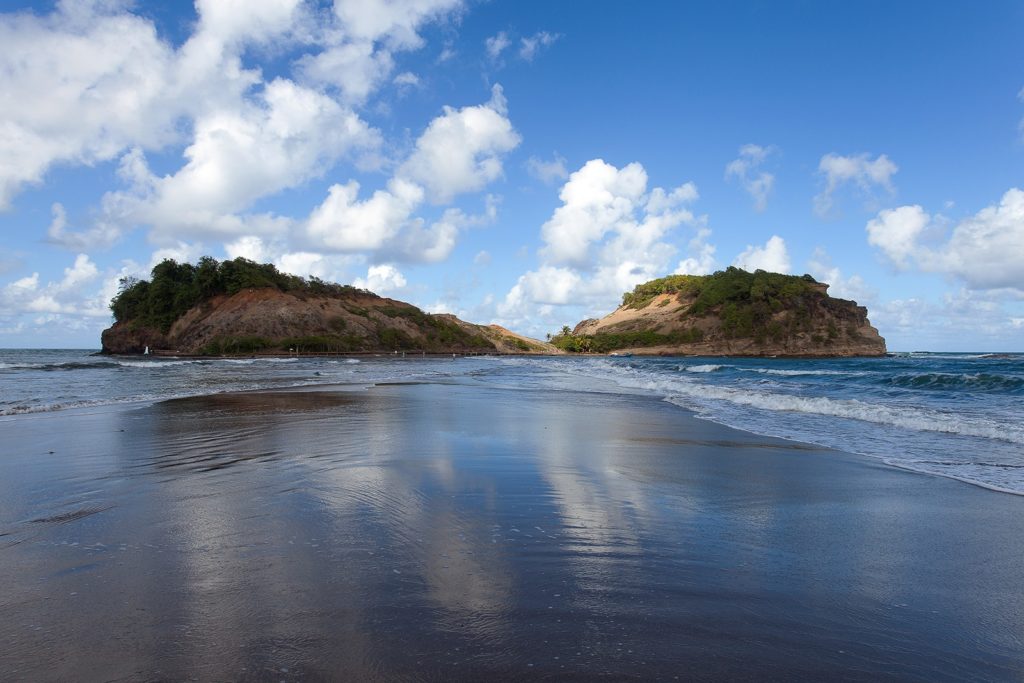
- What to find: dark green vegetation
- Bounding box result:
[509,337,540,352]
[620,268,819,314]
[110,256,362,333]
[553,267,861,353]
[197,323,493,355]
[552,327,704,353]
[620,274,705,310]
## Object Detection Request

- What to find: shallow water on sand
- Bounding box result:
[2,384,1023,680]
[3,349,1023,493]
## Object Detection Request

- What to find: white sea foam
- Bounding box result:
[906,352,994,360]
[115,360,203,368]
[749,368,866,377]
[0,361,50,370]
[683,364,724,373]
[1,400,91,416]
[661,383,1024,445]
[0,395,166,416]
[580,361,1024,446]
[880,460,1024,496]
[220,357,300,365]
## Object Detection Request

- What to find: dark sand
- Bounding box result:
[1,383,1023,681]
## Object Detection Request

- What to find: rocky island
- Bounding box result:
[101,257,556,356]
[553,267,886,357]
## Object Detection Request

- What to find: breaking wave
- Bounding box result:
[883,372,1024,393]
[661,384,1024,444]
[680,364,724,373]
[582,362,1024,446]
[749,368,867,377]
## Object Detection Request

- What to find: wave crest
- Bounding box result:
[661,383,1024,445]
[885,372,1024,393]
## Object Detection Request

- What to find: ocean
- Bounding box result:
[3,348,1022,494]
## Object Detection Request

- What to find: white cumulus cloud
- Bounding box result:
[732,235,791,274]
[866,205,929,268]
[353,264,407,294]
[307,178,425,252]
[133,78,379,241]
[1,0,469,257]
[0,4,177,210]
[387,206,488,264]
[305,88,517,261]
[498,159,701,331]
[296,42,395,104]
[0,254,107,318]
[398,85,520,204]
[675,227,716,276]
[539,159,649,265]
[300,0,463,102]
[195,0,304,46]
[865,188,1024,293]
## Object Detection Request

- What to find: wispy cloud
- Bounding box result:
[814,152,897,217]
[724,144,776,212]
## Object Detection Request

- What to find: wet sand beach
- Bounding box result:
[1,382,1023,680]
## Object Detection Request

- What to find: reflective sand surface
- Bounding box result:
[2,384,1023,680]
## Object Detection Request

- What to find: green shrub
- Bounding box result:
[200,336,274,355]
[281,335,365,353]
[621,274,704,309]
[552,327,703,353]
[558,267,832,353]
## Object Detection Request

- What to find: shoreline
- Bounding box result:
[4,360,1023,498]
[103,348,890,359]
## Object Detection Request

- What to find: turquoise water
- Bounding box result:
[2,349,1022,493]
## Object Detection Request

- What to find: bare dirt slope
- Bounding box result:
[102,288,560,355]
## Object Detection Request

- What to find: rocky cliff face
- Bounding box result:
[563,271,885,357]
[102,288,557,356]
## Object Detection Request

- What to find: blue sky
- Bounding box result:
[1,0,1022,350]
